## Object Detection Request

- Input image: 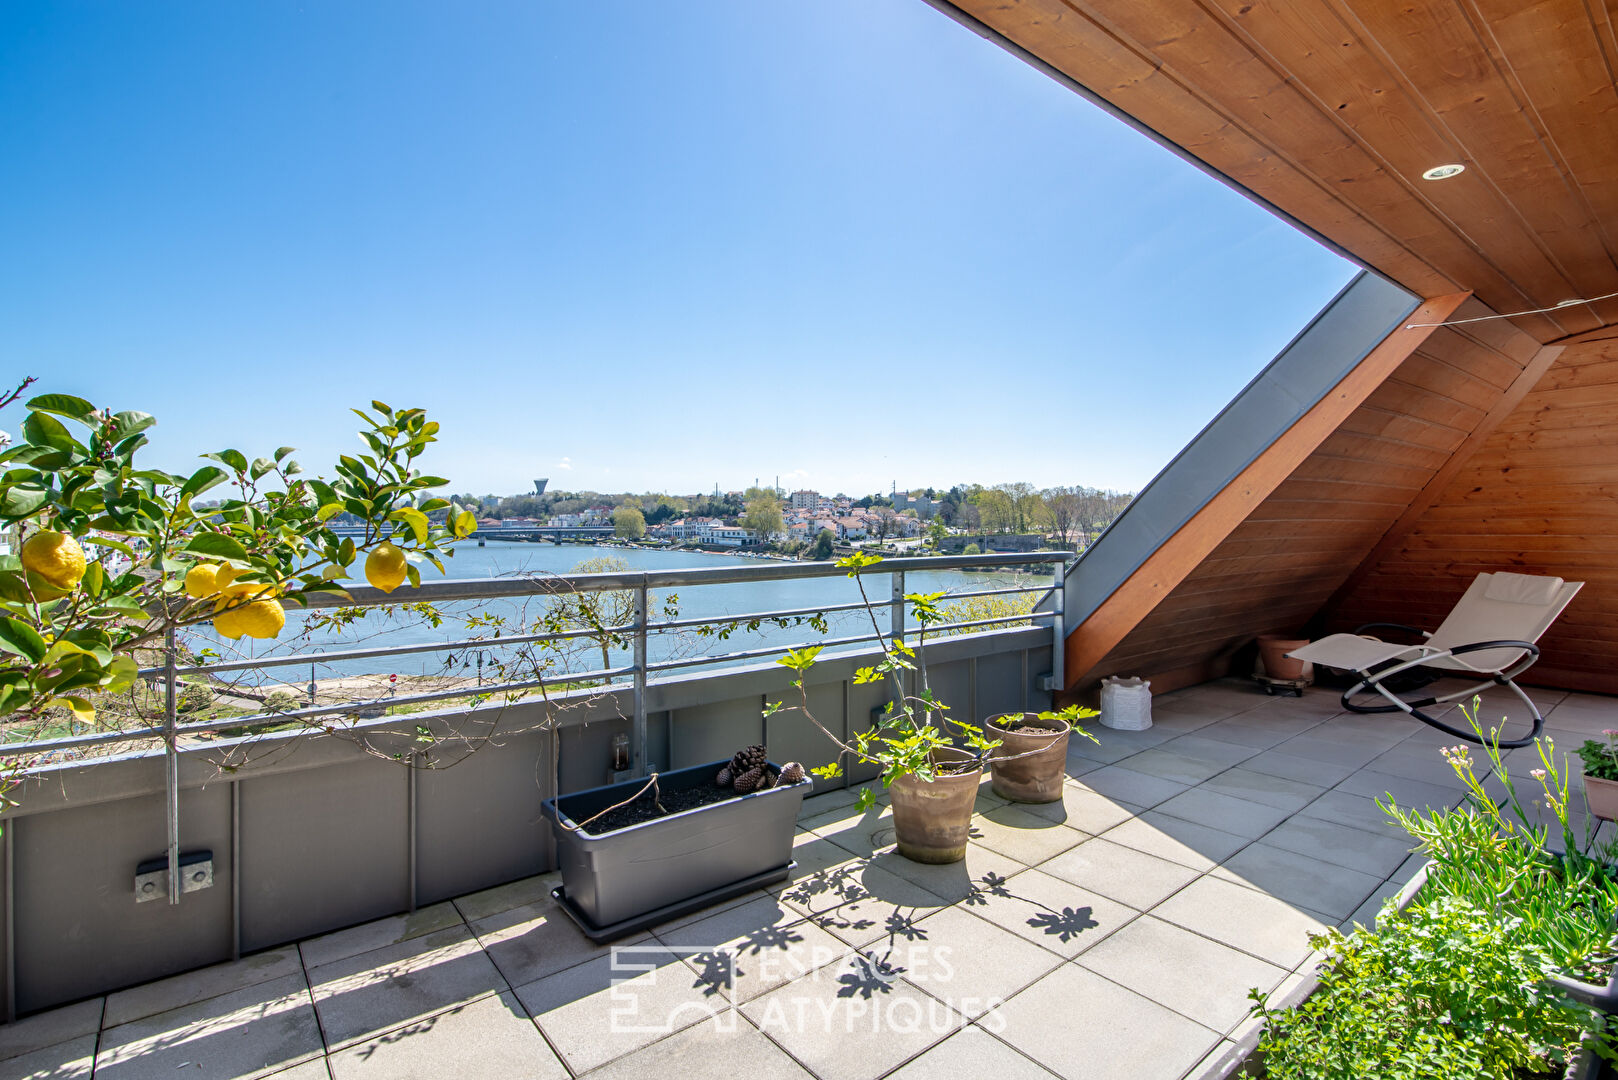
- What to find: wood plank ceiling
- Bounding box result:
[933,0,1618,694]
[943,0,1618,344]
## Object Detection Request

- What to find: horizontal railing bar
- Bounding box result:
[0,665,638,758]
[643,584,1051,634]
[645,611,1053,674]
[140,624,611,678]
[291,552,1069,609]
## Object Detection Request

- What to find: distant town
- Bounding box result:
[442,480,1135,558]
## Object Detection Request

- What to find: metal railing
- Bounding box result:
[1,550,1070,906]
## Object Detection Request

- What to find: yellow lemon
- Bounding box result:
[214,596,285,640]
[21,531,86,594]
[364,542,409,593]
[184,563,222,599]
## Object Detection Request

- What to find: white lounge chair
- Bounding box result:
[1287,572,1583,748]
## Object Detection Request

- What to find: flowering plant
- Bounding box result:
[1576,731,1618,782]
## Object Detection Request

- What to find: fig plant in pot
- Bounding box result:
[767,552,1093,864]
[986,707,1098,804]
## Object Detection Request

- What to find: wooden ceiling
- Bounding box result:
[941,0,1618,342]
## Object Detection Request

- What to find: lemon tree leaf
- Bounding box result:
[0,617,47,662]
[184,533,249,561]
[25,394,96,420]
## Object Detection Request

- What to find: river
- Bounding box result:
[184,541,1050,685]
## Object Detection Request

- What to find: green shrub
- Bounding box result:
[962,543,980,556]
[1253,895,1599,1080]
[176,681,214,713]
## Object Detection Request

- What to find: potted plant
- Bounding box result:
[541,746,812,941]
[1576,732,1618,821]
[987,708,1098,803]
[768,552,1093,864]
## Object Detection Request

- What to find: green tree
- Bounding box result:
[812,528,836,560]
[963,542,981,556]
[545,556,641,673]
[612,506,646,539]
[0,388,473,796]
[927,519,948,547]
[741,493,785,541]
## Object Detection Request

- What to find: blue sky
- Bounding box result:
[1,0,1356,498]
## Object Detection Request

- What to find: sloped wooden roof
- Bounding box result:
[931,0,1618,694]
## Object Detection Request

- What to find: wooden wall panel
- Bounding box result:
[1078,318,1540,692]
[1328,339,1618,694]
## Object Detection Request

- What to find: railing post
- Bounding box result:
[633,578,649,776]
[163,626,180,905]
[890,570,905,642]
[1050,558,1066,694]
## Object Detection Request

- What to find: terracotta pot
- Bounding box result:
[987,713,1070,803]
[889,746,981,864]
[1257,635,1310,681]
[1584,775,1618,822]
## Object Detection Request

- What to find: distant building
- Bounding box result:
[790,490,819,511]
[892,490,938,519]
[533,478,548,496]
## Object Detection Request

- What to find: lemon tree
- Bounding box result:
[0,390,478,728]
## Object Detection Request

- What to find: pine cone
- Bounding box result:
[715,765,733,788]
[730,743,768,774]
[777,761,806,786]
[733,766,765,794]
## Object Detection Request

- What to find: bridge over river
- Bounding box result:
[326,525,615,543]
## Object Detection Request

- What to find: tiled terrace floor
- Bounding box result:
[3,677,1613,1080]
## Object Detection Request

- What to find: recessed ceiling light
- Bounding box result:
[1421,163,1466,181]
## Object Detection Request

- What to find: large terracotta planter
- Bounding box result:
[987,713,1070,804]
[1583,775,1618,822]
[1258,635,1311,680]
[890,747,981,864]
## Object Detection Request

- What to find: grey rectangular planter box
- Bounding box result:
[541,760,810,941]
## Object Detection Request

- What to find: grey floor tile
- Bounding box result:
[0,998,102,1062]
[1190,719,1311,751]
[1238,749,1359,789]
[1335,769,1464,813]
[1017,781,1141,833]
[1161,735,1262,768]
[988,964,1220,1080]
[1213,843,1383,921]
[1295,789,1408,836]
[1152,787,1295,839]
[1152,876,1329,969]
[866,842,1026,905]
[1197,767,1325,812]
[515,950,721,1075]
[970,806,1087,866]
[956,867,1137,959]
[451,873,561,924]
[470,895,635,988]
[94,972,323,1080]
[1117,748,1232,786]
[742,955,962,1080]
[326,992,565,1080]
[1079,916,1288,1033]
[656,894,850,1003]
[1363,746,1470,790]
[1259,816,1415,878]
[1267,734,1383,769]
[0,1034,95,1080]
[1075,765,1191,809]
[259,1062,331,1080]
[805,801,897,861]
[307,926,507,1050]
[762,832,863,897]
[580,1014,814,1080]
[299,904,463,970]
[780,860,950,950]
[1098,812,1250,871]
[797,786,864,821]
[884,1024,1059,1079]
[1040,838,1200,910]
[104,947,304,1029]
[877,905,1064,1018]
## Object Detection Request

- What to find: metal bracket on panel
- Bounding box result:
[135,850,213,903]
[1038,673,1061,692]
